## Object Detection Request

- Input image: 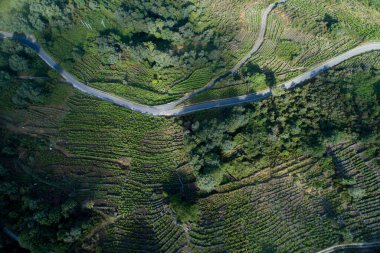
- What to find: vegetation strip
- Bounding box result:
[0,0,379,116]
[315,241,380,253]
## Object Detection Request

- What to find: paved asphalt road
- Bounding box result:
[156,0,288,110]
[315,241,380,253]
[1,0,379,116]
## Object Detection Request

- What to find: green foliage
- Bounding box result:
[1,1,380,252]
[11,81,49,107]
[0,70,11,87]
[348,188,366,200]
[276,40,300,61]
[8,54,29,72]
[184,62,380,191]
[169,194,199,223]
[0,0,73,33]
[0,131,98,253]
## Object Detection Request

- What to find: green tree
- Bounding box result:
[9,55,29,72]
[12,81,46,106]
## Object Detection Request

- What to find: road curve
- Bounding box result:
[157,0,287,110]
[1,20,380,116]
[0,0,286,115]
[315,241,380,253]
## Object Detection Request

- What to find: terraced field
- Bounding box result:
[188,49,380,105]
[192,0,380,103]
[183,143,380,252]
[1,1,380,252]
[169,68,215,94]
[7,88,379,252]
[329,143,380,241]
[1,89,190,251]
[2,82,380,252]
[54,93,188,251]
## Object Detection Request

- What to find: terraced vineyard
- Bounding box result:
[52,92,189,251]
[0,88,190,251]
[182,143,380,252]
[1,1,380,252]
[169,68,215,94]
[189,0,380,104]
[329,143,380,241]
[188,48,380,105]
[8,89,380,252]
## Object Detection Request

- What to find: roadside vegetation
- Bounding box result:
[183,51,380,191]
[1,1,380,253]
[189,0,380,103]
[0,0,274,105]
[2,0,379,105]
[0,41,189,252]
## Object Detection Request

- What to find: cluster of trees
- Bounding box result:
[234,62,276,89]
[183,60,380,192]
[0,0,73,33]
[83,0,229,86]
[0,40,51,108]
[2,0,242,90]
[0,40,31,73]
[276,40,301,61]
[11,81,51,107]
[95,34,122,65]
[0,130,98,253]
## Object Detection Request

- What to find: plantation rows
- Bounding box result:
[225,4,262,56]
[215,156,314,193]
[72,54,104,83]
[247,10,358,81]
[194,0,375,102]
[19,105,66,131]
[189,46,379,106]
[88,81,181,106]
[38,92,190,251]
[102,186,187,252]
[189,161,338,253]
[60,93,185,187]
[9,93,380,252]
[337,51,380,70]
[170,68,215,94]
[284,0,380,39]
[186,144,380,252]
[20,39,187,251]
[330,143,380,241]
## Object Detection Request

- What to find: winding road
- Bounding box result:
[315,241,380,253]
[1,0,380,116]
[1,4,380,251]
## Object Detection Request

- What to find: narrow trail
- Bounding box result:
[1,0,380,116]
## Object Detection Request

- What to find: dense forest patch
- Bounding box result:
[183,52,380,191]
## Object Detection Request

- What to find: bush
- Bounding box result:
[276,40,300,61]
[9,54,29,72]
[12,82,46,106]
[169,195,199,223]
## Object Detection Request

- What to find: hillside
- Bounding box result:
[1,0,380,252]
